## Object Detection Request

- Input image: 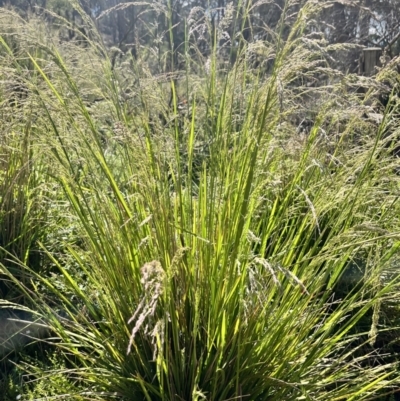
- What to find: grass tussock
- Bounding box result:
[1,1,400,400]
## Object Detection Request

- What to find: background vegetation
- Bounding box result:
[1,0,400,400]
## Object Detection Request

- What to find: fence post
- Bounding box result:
[359,47,382,76]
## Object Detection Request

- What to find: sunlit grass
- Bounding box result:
[1,1,400,400]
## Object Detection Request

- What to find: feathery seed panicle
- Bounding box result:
[127,260,165,355]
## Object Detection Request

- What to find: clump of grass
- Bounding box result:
[0,108,48,300]
[1,1,400,400]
